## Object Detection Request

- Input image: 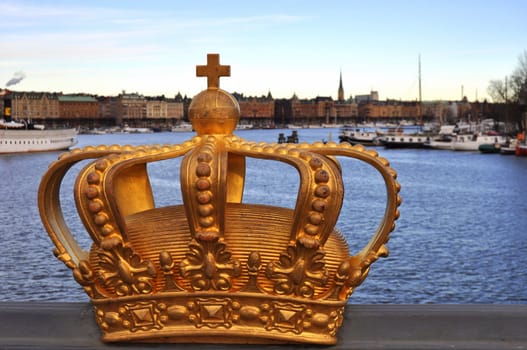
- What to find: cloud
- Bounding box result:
[0,1,309,74]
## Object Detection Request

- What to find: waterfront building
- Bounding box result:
[0,80,515,131]
[167,97,185,121]
[233,92,275,128]
[117,91,146,127]
[334,100,359,125]
[8,91,60,122]
[355,91,379,103]
[58,94,99,128]
[97,96,120,128]
[355,100,421,123]
[291,96,332,126]
[273,98,293,127]
[145,96,185,129]
[146,97,168,119]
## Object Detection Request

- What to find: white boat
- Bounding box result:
[516,143,527,157]
[379,56,428,149]
[426,135,454,150]
[122,126,153,133]
[1,119,78,153]
[171,122,193,132]
[425,125,457,150]
[338,125,381,145]
[286,124,303,129]
[450,132,507,151]
[499,139,517,155]
[236,123,253,130]
[322,123,344,128]
[378,133,429,148]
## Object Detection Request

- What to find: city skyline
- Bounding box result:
[1,0,526,102]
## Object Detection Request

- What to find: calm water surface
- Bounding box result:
[1,128,526,304]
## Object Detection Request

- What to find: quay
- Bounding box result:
[0,303,526,349]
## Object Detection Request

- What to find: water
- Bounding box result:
[1,128,526,304]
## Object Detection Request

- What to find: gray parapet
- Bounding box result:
[0,303,526,349]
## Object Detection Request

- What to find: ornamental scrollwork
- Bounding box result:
[180,237,241,291]
[98,242,156,296]
[266,244,328,298]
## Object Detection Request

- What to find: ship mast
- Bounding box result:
[418,54,422,126]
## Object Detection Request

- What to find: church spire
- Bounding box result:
[338,70,344,102]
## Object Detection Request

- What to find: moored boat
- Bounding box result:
[478,143,502,153]
[499,139,517,155]
[516,143,527,156]
[171,121,193,132]
[426,135,453,150]
[338,125,381,145]
[122,125,153,133]
[451,132,507,152]
[379,133,429,148]
[425,125,457,150]
[515,132,527,156]
[1,122,78,154]
[380,56,429,149]
[236,123,253,130]
[1,98,78,153]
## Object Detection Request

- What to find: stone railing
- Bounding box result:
[0,303,526,349]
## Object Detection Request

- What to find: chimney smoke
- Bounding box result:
[6,71,26,87]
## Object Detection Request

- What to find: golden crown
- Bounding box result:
[38,54,401,345]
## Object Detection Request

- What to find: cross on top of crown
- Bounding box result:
[196,53,230,89]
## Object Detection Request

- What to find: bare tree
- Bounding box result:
[487,78,509,103]
[512,51,527,130]
[487,51,527,103]
[510,50,527,104]
[487,50,527,131]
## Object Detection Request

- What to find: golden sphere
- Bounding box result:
[189,88,240,135]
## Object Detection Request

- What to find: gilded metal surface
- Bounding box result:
[38,53,401,344]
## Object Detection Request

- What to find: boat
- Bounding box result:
[379,55,429,149]
[499,138,517,155]
[286,124,303,129]
[122,125,153,133]
[514,132,527,156]
[378,130,429,149]
[236,123,253,130]
[425,125,457,150]
[516,143,527,156]
[426,134,453,150]
[0,93,78,153]
[171,122,193,132]
[278,130,299,143]
[338,125,381,145]
[1,118,77,153]
[478,143,502,154]
[451,132,507,152]
[322,123,344,128]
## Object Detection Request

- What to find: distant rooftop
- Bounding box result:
[58,95,97,102]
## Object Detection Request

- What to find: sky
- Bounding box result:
[1,0,526,102]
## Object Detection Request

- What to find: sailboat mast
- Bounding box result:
[418,54,422,126]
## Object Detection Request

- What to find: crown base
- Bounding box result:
[92,292,346,344]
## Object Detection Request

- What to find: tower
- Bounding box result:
[338,70,344,102]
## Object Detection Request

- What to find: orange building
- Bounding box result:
[58,95,99,123]
[117,92,146,126]
[9,91,60,121]
[357,100,422,123]
[234,92,275,128]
